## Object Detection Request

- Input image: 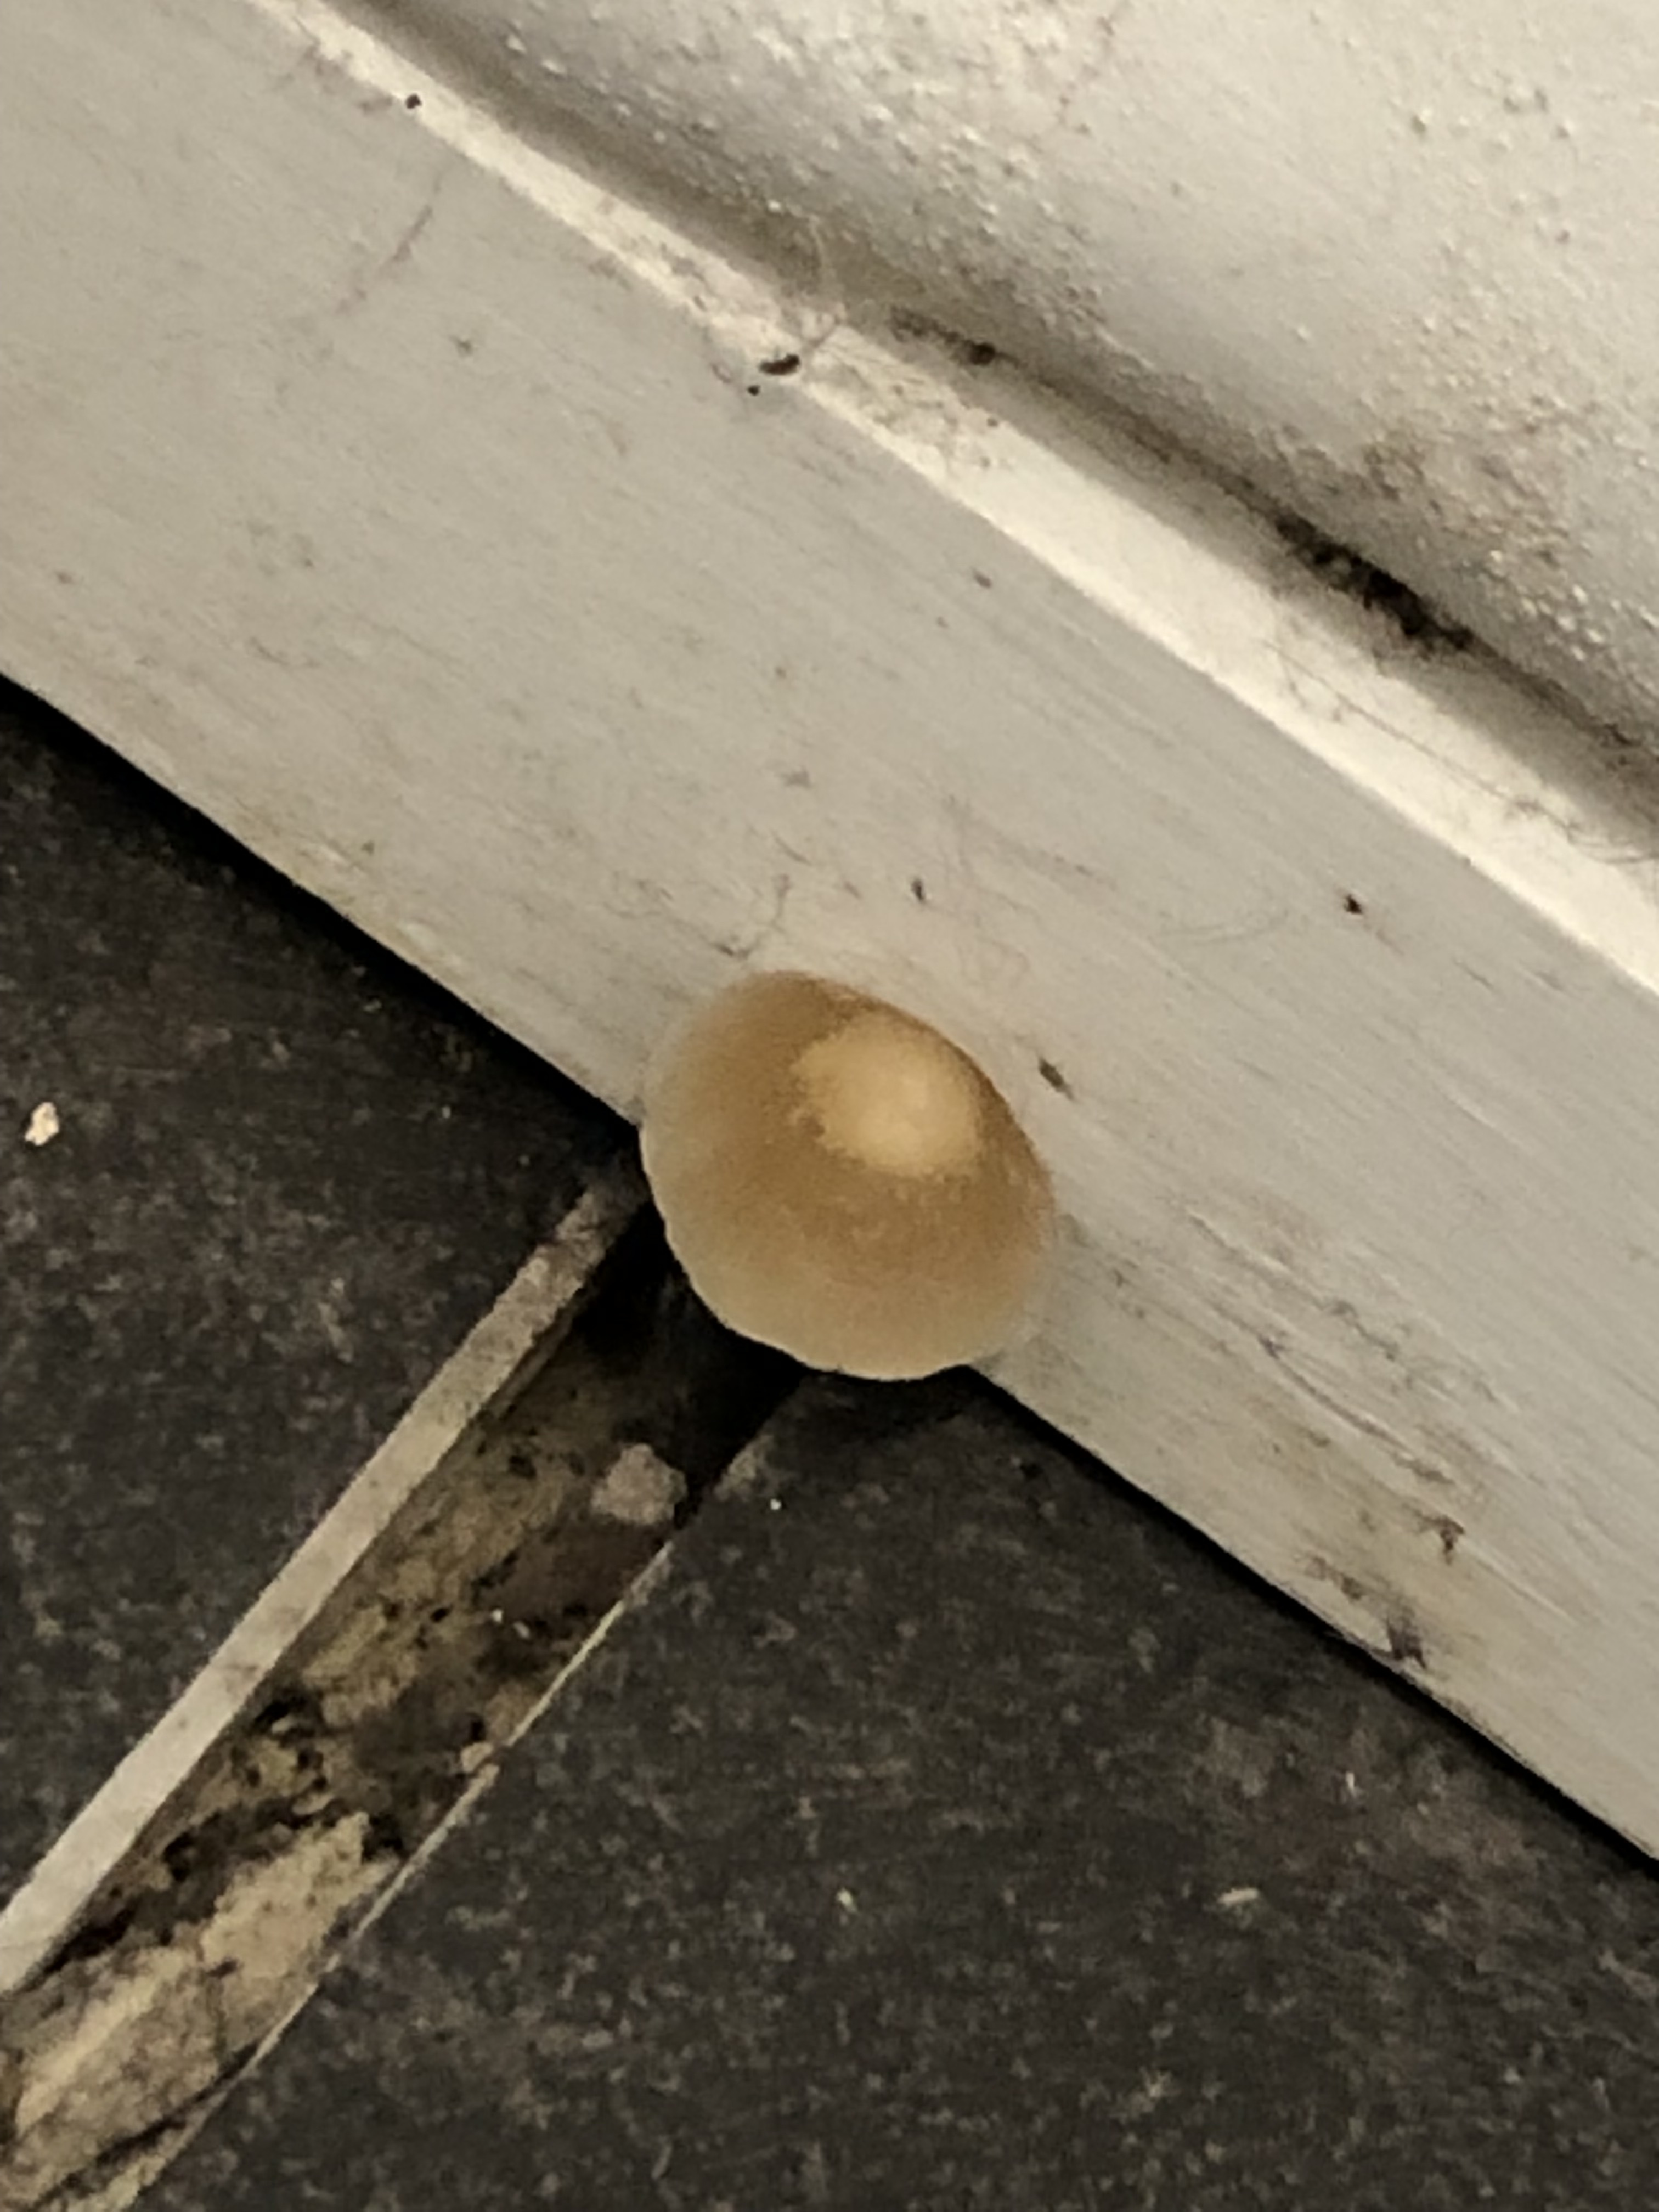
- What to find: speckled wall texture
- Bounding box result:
[363,0,1659,747]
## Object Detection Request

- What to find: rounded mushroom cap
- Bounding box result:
[641,972,1053,1379]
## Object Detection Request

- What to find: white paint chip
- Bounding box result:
[591,1442,686,1527]
[24,1101,60,1147]
[1217,1886,1262,1910]
[836,1887,858,1913]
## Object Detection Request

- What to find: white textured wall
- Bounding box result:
[371,0,1659,742]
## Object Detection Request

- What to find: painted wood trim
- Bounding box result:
[5,0,1658,1848]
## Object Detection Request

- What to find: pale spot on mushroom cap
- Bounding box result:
[641,972,1053,1380]
[794,1011,982,1180]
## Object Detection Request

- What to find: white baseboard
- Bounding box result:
[6,0,1658,1849]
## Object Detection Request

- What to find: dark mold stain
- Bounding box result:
[889,307,999,369]
[1309,1556,1370,1609]
[1385,1616,1429,1670]
[1278,515,1473,651]
[1426,1514,1464,1562]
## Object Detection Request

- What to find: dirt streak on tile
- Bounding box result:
[0,1207,797,2210]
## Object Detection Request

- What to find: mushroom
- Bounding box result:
[640,972,1053,1378]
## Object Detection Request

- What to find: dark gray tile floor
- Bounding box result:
[153,1381,1658,2212]
[0,683,622,1894]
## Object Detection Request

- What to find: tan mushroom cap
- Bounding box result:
[641,972,1053,1379]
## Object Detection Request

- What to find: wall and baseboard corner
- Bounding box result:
[4,0,1658,1850]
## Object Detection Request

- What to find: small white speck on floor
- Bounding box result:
[24,1101,61,1147]
[769,1498,783,1513]
[1217,1886,1261,1910]
[835,1887,857,1914]
[1120,2068,1175,2119]
[1342,1769,1361,1801]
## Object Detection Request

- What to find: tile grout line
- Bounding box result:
[3,1188,799,2211]
[144,1539,685,2201]
[0,1169,642,2004]
[100,1421,797,2202]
